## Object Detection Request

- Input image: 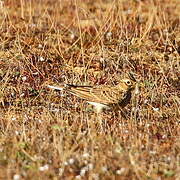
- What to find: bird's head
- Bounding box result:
[120,78,136,90]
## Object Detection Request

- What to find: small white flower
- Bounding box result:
[149,151,156,155]
[44,164,49,170]
[38,44,43,49]
[59,168,64,176]
[13,174,21,180]
[153,107,159,112]
[39,166,44,171]
[70,33,75,39]
[146,123,151,127]
[39,164,49,171]
[22,76,27,81]
[83,160,88,165]
[38,119,42,123]
[125,130,129,133]
[12,117,16,121]
[162,134,167,139]
[101,166,108,172]
[15,131,20,135]
[80,168,86,176]
[39,56,45,62]
[106,32,112,38]
[166,156,171,161]
[68,158,75,165]
[144,99,148,104]
[29,23,36,28]
[75,175,81,179]
[116,168,126,175]
[125,9,132,15]
[82,153,89,158]
[131,107,136,112]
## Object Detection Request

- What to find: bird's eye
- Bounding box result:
[126,80,131,85]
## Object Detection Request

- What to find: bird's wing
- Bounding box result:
[91,87,126,104]
[66,85,96,100]
[67,85,125,105]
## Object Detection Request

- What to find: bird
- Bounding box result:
[47,76,136,113]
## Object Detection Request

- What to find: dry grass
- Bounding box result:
[0,0,180,179]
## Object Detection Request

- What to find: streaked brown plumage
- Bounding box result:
[47,78,136,113]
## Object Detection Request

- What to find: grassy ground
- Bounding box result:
[0,0,180,179]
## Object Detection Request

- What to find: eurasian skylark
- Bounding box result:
[47,77,136,113]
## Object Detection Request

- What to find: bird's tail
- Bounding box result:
[47,85,64,91]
